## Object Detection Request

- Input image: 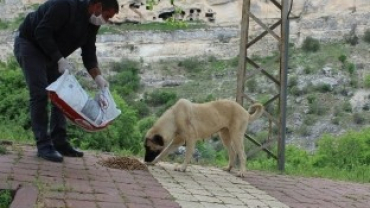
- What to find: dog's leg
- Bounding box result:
[219,130,236,172]
[227,141,238,171]
[150,140,180,165]
[233,132,247,177]
[175,139,195,172]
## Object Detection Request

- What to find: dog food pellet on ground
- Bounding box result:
[98,157,148,171]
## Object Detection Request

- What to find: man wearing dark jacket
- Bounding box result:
[13,0,119,162]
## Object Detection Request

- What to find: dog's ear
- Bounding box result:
[144,134,164,151]
[152,134,164,146]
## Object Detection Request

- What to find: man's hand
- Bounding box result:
[94,75,109,89]
[57,58,73,73]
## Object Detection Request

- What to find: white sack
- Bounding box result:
[46,70,121,132]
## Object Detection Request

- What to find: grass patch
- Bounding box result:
[0,19,8,30]
[248,158,370,183]
[99,21,208,34]
[0,14,25,31]
[364,74,370,88]
[290,43,347,74]
[0,124,33,144]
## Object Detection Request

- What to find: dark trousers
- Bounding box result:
[13,36,68,150]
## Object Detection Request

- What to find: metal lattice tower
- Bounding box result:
[236,0,292,171]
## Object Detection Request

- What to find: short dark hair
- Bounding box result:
[90,0,119,13]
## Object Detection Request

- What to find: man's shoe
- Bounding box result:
[55,143,84,157]
[37,146,63,163]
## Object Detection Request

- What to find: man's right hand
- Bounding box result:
[94,75,109,89]
[57,57,73,73]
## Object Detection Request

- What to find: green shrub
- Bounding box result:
[137,116,156,137]
[0,19,8,30]
[312,134,336,167]
[353,113,366,125]
[303,115,316,126]
[110,59,139,72]
[245,131,370,183]
[306,94,316,104]
[350,75,358,88]
[342,101,352,113]
[288,75,298,88]
[315,84,331,93]
[0,67,30,130]
[246,79,257,92]
[195,94,216,103]
[313,130,370,170]
[331,117,340,125]
[297,125,310,137]
[344,34,359,45]
[155,98,177,117]
[308,100,326,115]
[129,100,150,118]
[197,142,217,160]
[290,86,307,96]
[286,145,310,166]
[302,36,320,52]
[303,66,314,74]
[109,59,141,97]
[204,94,216,102]
[144,90,177,106]
[338,55,347,63]
[0,190,12,208]
[333,105,342,117]
[30,3,40,10]
[364,74,370,88]
[346,62,356,75]
[178,57,202,73]
[207,55,217,62]
[70,92,142,153]
[363,104,370,111]
[229,56,239,67]
[6,14,26,31]
[363,29,370,43]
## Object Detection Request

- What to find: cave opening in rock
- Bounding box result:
[159,11,175,20]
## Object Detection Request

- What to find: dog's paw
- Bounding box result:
[145,161,157,166]
[236,171,245,177]
[222,166,232,172]
[174,164,187,172]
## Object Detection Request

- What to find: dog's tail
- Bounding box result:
[248,103,264,122]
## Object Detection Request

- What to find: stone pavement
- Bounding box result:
[238,170,370,208]
[1,144,370,208]
[148,163,289,208]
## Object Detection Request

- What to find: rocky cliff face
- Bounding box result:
[1,0,370,62]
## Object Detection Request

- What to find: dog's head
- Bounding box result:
[144,134,165,162]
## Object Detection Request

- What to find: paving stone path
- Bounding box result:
[238,170,370,208]
[0,144,369,208]
[149,163,289,208]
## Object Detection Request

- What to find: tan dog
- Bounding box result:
[144,98,264,177]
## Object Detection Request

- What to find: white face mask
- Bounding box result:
[89,14,107,26]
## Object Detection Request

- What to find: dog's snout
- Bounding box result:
[144,154,154,162]
[144,148,161,162]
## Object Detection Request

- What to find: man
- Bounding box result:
[13,0,119,162]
